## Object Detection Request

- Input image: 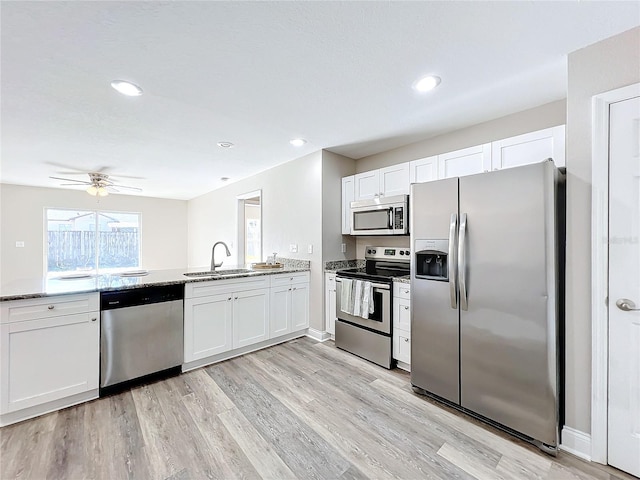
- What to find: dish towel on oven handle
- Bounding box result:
[360,281,374,319]
[340,278,354,315]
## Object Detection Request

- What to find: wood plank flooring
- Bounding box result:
[0,338,636,480]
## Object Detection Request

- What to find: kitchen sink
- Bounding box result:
[183,268,253,278]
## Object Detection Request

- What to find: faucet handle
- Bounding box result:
[272,252,278,264]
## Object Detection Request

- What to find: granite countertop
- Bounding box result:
[393,276,411,284]
[0,265,310,302]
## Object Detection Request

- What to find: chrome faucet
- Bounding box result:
[211,241,231,271]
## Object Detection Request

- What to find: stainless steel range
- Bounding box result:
[335,246,410,368]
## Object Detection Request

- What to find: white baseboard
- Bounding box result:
[560,426,592,462]
[306,328,331,342]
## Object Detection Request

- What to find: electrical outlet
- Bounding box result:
[289,244,298,253]
[307,244,313,254]
[341,243,346,253]
[15,241,25,248]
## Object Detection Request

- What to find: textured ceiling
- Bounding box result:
[1,1,638,200]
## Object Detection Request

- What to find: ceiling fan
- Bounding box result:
[50,172,142,197]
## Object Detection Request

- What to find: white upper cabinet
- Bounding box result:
[409,155,438,184]
[354,163,410,200]
[341,176,355,234]
[438,143,492,179]
[491,125,565,170]
[354,170,380,200]
[379,163,410,196]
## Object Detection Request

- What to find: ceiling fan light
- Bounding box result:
[97,186,109,197]
[86,185,98,196]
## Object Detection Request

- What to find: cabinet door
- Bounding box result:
[354,170,381,200]
[270,285,291,337]
[393,332,411,365]
[233,289,270,348]
[409,156,438,184]
[380,163,410,196]
[394,298,411,331]
[1,312,99,413]
[325,274,337,335]
[438,143,492,179]
[491,125,565,170]
[184,294,233,362]
[291,283,310,331]
[341,176,355,234]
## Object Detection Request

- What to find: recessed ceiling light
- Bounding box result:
[220,177,230,182]
[110,80,143,96]
[413,75,441,93]
[289,138,307,147]
[217,142,235,148]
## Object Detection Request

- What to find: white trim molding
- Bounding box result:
[590,82,640,465]
[561,426,592,462]
[306,328,332,342]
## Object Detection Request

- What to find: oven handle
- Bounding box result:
[335,278,390,290]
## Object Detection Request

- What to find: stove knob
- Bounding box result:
[405,250,410,255]
[367,249,372,254]
[372,249,376,254]
[399,251,404,255]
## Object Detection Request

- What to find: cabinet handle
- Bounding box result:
[289,288,292,291]
[403,290,409,294]
[404,306,409,310]
[293,287,297,291]
[290,277,293,281]
[91,318,97,322]
[228,297,232,301]
[404,338,409,342]
[234,297,238,300]
[47,305,55,310]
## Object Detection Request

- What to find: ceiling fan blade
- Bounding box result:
[60,183,89,186]
[106,186,120,193]
[50,176,90,184]
[110,184,143,191]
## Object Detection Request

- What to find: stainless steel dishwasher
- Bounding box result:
[100,284,184,394]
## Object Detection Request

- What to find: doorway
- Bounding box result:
[236,190,262,266]
[592,83,640,477]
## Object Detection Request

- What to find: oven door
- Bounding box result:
[335,278,391,335]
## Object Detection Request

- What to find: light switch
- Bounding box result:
[289,244,298,253]
[15,241,25,248]
[341,243,347,253]
[307,244,313,254]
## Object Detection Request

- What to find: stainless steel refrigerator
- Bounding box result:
[410,159,564,452]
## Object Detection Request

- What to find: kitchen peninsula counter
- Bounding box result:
[0,265,310,302]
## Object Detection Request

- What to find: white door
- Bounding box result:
[608,95,640,477]
[379,163,410,196]
[437,143,491,179]
[270,284,291,337]
[291,283,310,330]
[233,288,270,348]
[354,170,380,200]
[409,156,438,184]
[184,294,233,362]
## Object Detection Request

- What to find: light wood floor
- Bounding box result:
[0,337,635,480]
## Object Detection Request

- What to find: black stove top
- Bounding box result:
[336,245,410,283]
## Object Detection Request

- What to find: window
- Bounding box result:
[46,208,141,276]
[236,190,262,265]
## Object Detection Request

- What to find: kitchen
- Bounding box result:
[1,2,639,479]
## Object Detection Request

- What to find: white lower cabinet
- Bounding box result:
[325,273,337,335]
[234,288,270,348]
[393,282,411,370]
[0,293,100,426]
[270,273,310,336]
[184,293,233,362]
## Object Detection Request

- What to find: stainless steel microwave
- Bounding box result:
[350,194,409,236]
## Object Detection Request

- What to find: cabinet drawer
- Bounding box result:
[186,276,270,298]
[394,300,411,331]
[393,332,411,364]
[393,283,411,300]
[270,272,309,287]
[1,293,99,324]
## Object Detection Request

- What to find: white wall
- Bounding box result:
[0,183,188,284]
[321,151,356,261]
[188,151,325,331]
[565,26,640,434]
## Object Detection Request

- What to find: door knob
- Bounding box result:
[616,298,640,311]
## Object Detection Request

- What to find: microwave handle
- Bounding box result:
[388,208,393,229]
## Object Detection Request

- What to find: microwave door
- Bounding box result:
[352,207,392,235]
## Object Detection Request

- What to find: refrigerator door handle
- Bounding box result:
[459,213,468,311]
[449,213,458,309]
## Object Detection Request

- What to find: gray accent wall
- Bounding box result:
[565,26,640,434]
